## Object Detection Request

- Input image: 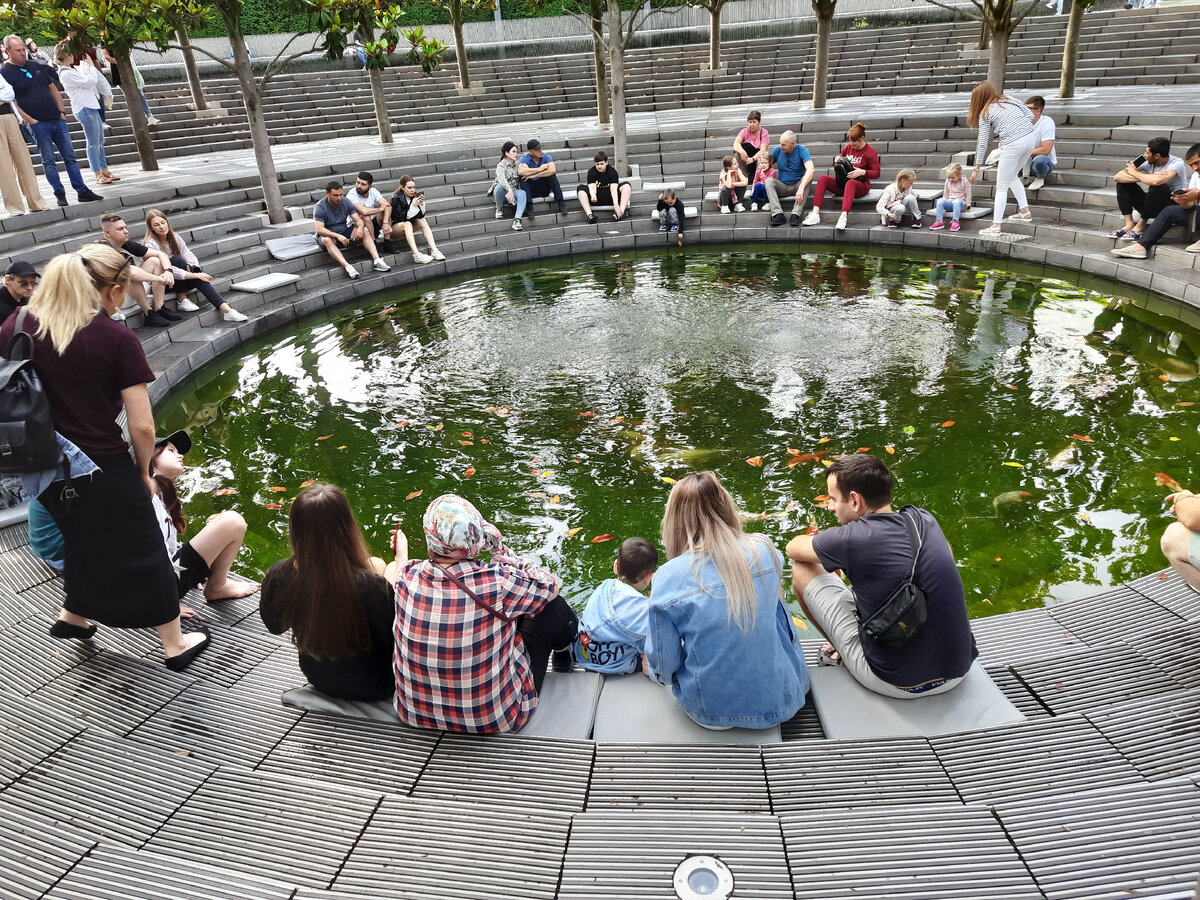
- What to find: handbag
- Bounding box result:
[833,157,855,190]
[435,562,514,623]
[0,309,63,476]
[857,506,928,647]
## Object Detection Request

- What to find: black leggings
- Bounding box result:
[518,594,578,693]
[176,277,227,311]
[1117,182,1173,220]
[719,186,744,210]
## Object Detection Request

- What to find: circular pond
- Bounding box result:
[158,246,1200,617]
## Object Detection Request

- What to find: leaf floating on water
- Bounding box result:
[426,423,444,431]
[1065,377,1086,385]
[885,446,896,455]
[540,469,554,478]
[263,503,283,510]
[1002,461,1024,468]
[395,420,409,427]
[786,448,801,456]
[816,437,831,444]
[1077,511,1091,522]
[662,476,677,484]
[1071,434,1094,442]
[591,534,616,543]
[405,490,424,501]
[1048,445,1076,471]
[820,459,833,468]
[804,524,819,536]
[462,431,473,437]
[1005,384,1018,390]
[814,494,829,502]
[464,466,476,480]
[745,456,764,467]
[481,439,489,444]
[1159,374,1171,382]
[549,496,561,504]
[336,445,348,450]
[791,615,809,631]
[530,491,548,498]
[1176,402,1195,407]
[566,527,583,537]
[459,440,474,446]
[903,425,916,435]
[268,486,287,492]
[212,488,238,496]
[941,421,955,428]
[300,479,316,488]
[577,411,595,418]
[856,447,871,453]
[1170,436,1181,441]
[785,499,797,511]
[1155,472,1182,491]
[317,435,333,441]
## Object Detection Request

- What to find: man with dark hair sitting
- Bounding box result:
[1112,142,1200,258]
[1110,137,1190,243]
[314,180,389,280]
[575,150,632,223]
[786,453,977,699]
[346,171,392,244]
[517,139,566,218]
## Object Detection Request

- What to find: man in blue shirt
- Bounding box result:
[314,181,390,280]
[766,130,815,227]
[517,139,565,217]
[0,34,102,207]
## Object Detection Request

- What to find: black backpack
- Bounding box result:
[0,308,62,475]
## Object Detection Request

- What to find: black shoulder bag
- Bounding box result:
[0,309,63,476]
[858,506,928,647]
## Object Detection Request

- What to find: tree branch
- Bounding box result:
[919,0,984,20]
[257,40,324,95]
[165,42,237,71]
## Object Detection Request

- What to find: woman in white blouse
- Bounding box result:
[54,47,117,186]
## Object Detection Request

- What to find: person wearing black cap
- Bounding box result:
[1,259,37,322]
[149,429,259,607]
[517,139,566,218]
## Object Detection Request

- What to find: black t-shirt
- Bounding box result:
[1,60,62,122]
[587,166,619,190]
[119,240,150,262]
[812,508,977,687]
[259,560,396,701]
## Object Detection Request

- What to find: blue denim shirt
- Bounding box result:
[572,578,650,675]
[645,537,810,728]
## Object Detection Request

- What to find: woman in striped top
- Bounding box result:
[968,81,1036,236]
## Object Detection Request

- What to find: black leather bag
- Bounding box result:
[833,157,855,190]
[858,506,928,647]
[0,309,60,475]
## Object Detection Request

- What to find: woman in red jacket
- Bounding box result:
[802,122,881,231]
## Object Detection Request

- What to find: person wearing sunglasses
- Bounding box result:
[0,259,37,322]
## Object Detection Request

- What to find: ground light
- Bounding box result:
[673,854,735,899]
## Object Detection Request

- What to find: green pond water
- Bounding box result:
[158,246,1200,617]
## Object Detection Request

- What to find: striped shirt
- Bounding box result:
[975,98,1035,163]
[393,548,560,733]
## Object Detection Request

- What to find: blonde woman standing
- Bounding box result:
[968,80,1035,236]
[0,244,209,670]
[645,472,809,729]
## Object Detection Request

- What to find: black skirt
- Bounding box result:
[40,456,180,628]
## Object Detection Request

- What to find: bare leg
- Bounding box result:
[321,235,351,268]
[125,279,151,314]
[185,511,258,601]
[57,609,91,627]
[418,219,438,253]
[360,226,379,261]
[398,222,419,254]
[142,256,167,310]
[790,560,827,620]
[155,616,207,658]
[1162,522,1200,593]
[577,189,593,217]
[615,183,632,218]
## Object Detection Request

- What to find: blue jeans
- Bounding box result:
[935,199,965,223]
[493,184,528,218]
[75,107,107,174]
[1029,156,1055,178]
[31,119,86,195]
[1136,203,1194,249]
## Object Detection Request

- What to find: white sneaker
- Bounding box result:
[512,219,523,231]
[734,203,746,212]
[345,265,359,279]
[177,298,200,312]
[802,209,821,226]
[223,309,248,322]
[102,122,112,132]
[430,249,445,261]
[146,116,162,126]
[110,309,126,322]
[720,207,730,214]
[1028,177,1044,192]
[372,258,390,272]
[413,252,433,264]
[1187,238,1200,253]
[495,211,505,219]
[835,212,848,231]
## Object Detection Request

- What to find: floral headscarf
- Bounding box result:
[422,494,502,560]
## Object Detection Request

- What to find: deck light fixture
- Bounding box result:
[673,854,734,900]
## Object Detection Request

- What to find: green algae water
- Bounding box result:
[158,246,1200,617]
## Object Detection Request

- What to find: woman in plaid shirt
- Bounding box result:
[392,495,578,733]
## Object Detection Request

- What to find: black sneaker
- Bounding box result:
[55,191,68,207]
[144,310,171,328]
[770,214,786,227]
[77,189,104,202]
[552,649,574,673]
[789,213,801,226]
[157,307,182,321]
[557,202,566,214]
[587,213,598,224]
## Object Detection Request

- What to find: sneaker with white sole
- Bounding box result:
[146,116,162,126]
[177,298,200,312]
[734,203,746,212]
[110,309,127,322]
[802,209,821,226]
[345,265,359,279]
[223,309,248,322]
[512,219,523,231]
[413,252,433,264]
[720,208,730,214]
[1110,242,1147,259]
[495,211,505,219]
[373,258,391,272]
[430,249,446,261]
[1028,177,1044,192]
[1188,238,1200,253]
[835,212,848,231]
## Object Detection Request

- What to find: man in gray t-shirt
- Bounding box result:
[314,180,389,280]
[1112,136,1189,242]
[786,454,977,700]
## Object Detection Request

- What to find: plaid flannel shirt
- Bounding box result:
[392,547,561,733]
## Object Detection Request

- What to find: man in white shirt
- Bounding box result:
[1111,137,1190,242]
[346,171,392,244]
[1112,142,1200,258]
[1025,96,1056,192]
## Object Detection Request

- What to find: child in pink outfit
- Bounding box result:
[748,151,777,212]
[930,163,973,232]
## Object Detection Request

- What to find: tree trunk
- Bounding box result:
[361,24,392,142]
[176,28,207,111]
[708,4,722,71]
[606,0,628,175]
[114,51,158,172]
[590,0,609,123]
[452,0,471,90]
[986,26,1010,90]
[224,24,286,223]
[1058,0,1084,98]
[812,12,832,108]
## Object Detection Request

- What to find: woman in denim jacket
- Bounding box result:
[645,472,810,729]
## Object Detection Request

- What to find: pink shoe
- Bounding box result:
[949,220,961,232]
[930,220,945,230]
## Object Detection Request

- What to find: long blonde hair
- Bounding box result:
[143,208,181,257]
[968,81,1002,128]
[29,244,129,355]
[661,471,768,631]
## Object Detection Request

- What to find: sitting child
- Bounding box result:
[748,150,776,212]
[573,537,659,674]
[150,430,259,607]
[876,168,922,228]
[930,163,972,232]
[717,155,748,213]
[657,189,686,246]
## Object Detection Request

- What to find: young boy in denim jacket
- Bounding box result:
[572,537,658,674]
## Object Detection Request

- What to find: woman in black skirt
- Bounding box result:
[0,244,209,670]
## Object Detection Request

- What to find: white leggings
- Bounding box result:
[993,133,1036,223]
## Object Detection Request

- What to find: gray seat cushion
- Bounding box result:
[265,235,324,261]
[230,272,302,293]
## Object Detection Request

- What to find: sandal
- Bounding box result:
[1107,227,1129,239]
[818,644,843,667]
[1007,210,1033,221]
[980,224,1003,237]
